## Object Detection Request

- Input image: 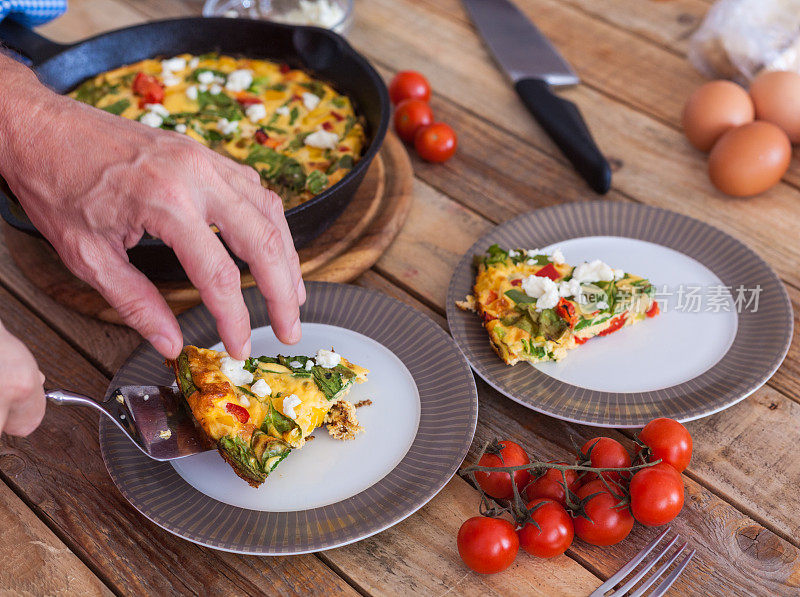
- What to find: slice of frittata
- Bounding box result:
[457,245,659,366]
[169,346,368,487]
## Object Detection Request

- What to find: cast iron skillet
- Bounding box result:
[0,17,389,281]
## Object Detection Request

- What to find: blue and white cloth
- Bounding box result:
[0,0,66,27]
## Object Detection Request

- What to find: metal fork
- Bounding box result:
[589,527,696,597]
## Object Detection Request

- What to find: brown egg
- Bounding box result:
[682,80,754,151]
[708,121,791,197]
[749,70,800,143]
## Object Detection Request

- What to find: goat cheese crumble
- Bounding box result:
[217,118,239,135]
[220,356,254,386]
[304,128,339,149]
[282,394,302,420]
[316,348,341,368]
[225,69,253,92]
[302,92,321,111]
[251,378,271,398]
[521,276,560,311]
[246,103,267,123]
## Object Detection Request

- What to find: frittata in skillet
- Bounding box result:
[457,245,659,366]
[70,54,366,208]
[170,346,367,487]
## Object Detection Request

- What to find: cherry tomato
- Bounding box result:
[630,463,685,526]
[457,516,519,574]
[525,462,580,507]
[132,72,164,105]
[225,402,250,424]
[394,99,434,143]
[639,418,692,473]
[415,123,457,163]
[517,499,574,558]
[474,440,530,499]
[388,70,431,104]
[573,481,634,546]
[581,437,631,483]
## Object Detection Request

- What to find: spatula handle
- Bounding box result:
[47,389,140,447]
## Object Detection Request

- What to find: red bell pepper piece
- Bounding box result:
[646,301,660,318]
[132,72,164,105]
[236,93,262,106]
[597,314,628,336]
[534,263,561,281]
[555,297,579,328]
[225,402,250,424]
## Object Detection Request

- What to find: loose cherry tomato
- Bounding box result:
[414,122,457,162]
[630,463,685,526]
[525,462,580,507]
[457,516,519,574]
[573,481,634,546]
[474,440,530,500]
[639,418,692,473]
[132,72,164,105]
[225,402,250,424]
[581,437,631,483]
[535,263,561,281]
[394,99,433,143]
[517,499,574,558]
[388,70,431,104]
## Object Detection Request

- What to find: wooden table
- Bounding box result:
[2,0,799,594]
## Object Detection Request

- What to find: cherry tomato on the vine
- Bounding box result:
[639,418,693,473]
[629,462,685,526]
[581,437,632,483]
[474,440,530,499]
[573,481,634,546]
[414,122,457,163]
[389,70,431,104]
[517,498,574,558]
[393,98,433,143]
[457,516,519,574]
[525,462,581,507]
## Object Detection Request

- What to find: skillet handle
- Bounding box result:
[0,18,67,65]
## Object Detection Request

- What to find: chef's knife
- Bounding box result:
[462,0,611,194]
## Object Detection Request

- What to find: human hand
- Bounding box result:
[0,321,45,437]
[0,61,304,360]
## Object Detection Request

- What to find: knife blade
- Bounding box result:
[462,0,611,193]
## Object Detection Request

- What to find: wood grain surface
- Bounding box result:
[2,0,800,595]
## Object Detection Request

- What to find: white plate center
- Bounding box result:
[171,323,421,511]
[532,236,738,392]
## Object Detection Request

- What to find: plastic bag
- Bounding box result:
[689,0,800,83]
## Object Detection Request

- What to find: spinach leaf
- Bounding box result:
[331,96,346,108]
[197,90,243,121]
[299,80,326,98]
[175,352,198,397]
[236,385,256,398]
[306,170,328,194]
[342,115,356,137]
[526,254,550,265]
[101,99,130,115]
[289,106,299,125]
[261,401,300,436]
[504,289,535,304]
[482,244,509,267]
[218,435,266,482]
[74,79,120,106]
[326,154,354,174]
[288,131,312,151]
[538,308,569,341]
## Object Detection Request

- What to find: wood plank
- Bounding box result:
[0,285,356,596]
[320,477,602,596]
[352,0,800,291]
[36,0,147,43]
[0,480,112,596]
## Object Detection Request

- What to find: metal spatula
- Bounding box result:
[47,387,209,460]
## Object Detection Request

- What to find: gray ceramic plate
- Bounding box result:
[446,201,792,427]
[100,282,478,554]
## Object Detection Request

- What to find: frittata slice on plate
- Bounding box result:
[169,346,368,487]
[457,245,659,366]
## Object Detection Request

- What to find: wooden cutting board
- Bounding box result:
[4,133,413,324]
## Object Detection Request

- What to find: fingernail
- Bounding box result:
[241,338,252,359]
[297,279,307,305]
[289,318,302,343]
[149,334,179,358]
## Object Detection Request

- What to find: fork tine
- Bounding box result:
[589,528,672,597]
[629,542,689,597]
[612,535,679,596]
[648,549,696,597]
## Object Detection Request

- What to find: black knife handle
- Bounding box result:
[514,78,611,194]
